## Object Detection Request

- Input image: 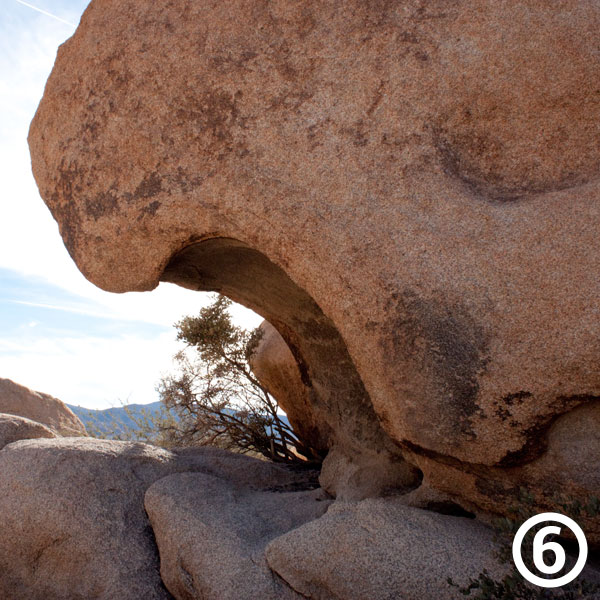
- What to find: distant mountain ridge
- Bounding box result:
[67,402,291,439]
[67,401,164,438]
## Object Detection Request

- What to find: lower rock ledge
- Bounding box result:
[265,498,508,600]
[144,471,331,600]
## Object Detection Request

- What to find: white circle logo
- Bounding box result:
[512,512,588,588]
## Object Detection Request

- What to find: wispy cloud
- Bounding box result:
[1,270,262,329]
[14,0,77,27]
[10,299,124,321]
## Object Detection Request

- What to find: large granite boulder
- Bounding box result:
[0,438,173,599]
[0,413,56,450]
[0,438,318,599]
[0,378,86,436]
[29,0,600,514]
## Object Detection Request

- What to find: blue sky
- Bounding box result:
[0,1,261,408]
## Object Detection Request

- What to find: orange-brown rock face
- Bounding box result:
[0,378,86,437]
[30,0,600,514]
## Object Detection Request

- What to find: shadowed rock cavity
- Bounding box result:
[161,237,421,499]
[248,320,330,458]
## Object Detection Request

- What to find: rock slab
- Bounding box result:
[266,499,506,600]
[249,321,330,454]
[0,438,174,599]
[0,438,323,599]
[0,378,86,436]
[0,413,56,450]
[145,472,330,600]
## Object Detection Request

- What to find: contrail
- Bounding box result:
[14,0,77,27]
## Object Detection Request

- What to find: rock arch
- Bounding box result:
[28,0,600,528]
[161,236,421,498]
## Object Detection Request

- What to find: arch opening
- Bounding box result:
[160,237,422,498]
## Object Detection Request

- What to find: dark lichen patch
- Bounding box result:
[340,120,369,147]
[497,420,555,468]
[176,89,240,145]
[85,189,120,220]
[134,172,162,199]
[52,161,87,253]
[168,167,206,194]
[141,200,161,217]
[503,391,532,405]
[282,337,312,389]
[210,50,258,75]
[493,391,532,422]
[384,290,490,439]
[82,118,102,143]
[497,395,600,467]
[268,89,314,113]
[51,198,82,259]
[55,159,83,205]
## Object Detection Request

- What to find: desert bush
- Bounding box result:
[155,295,321,464]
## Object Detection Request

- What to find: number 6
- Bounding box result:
[533,525,566,575]
[512,512,588,588]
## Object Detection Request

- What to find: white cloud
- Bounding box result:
[0,329,183,409]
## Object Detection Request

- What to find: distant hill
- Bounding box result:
[67,401,166,438]
[68,402,291,440]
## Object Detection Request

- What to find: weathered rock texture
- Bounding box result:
[0,438,321,599]
[0,438,173,600]
[29,0,600,515]
[249,320,330,455]
[0,378,86,436]
[266,499,506,600]
[407,400,600,544]
[0,413,56,450]
[145,472,330,600]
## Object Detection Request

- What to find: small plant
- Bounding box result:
[448,489,600,599]
[156,295,322,464]
[449,569,600,599]
[82,296,322,464]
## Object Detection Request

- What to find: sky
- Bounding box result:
[0,0,262,409]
